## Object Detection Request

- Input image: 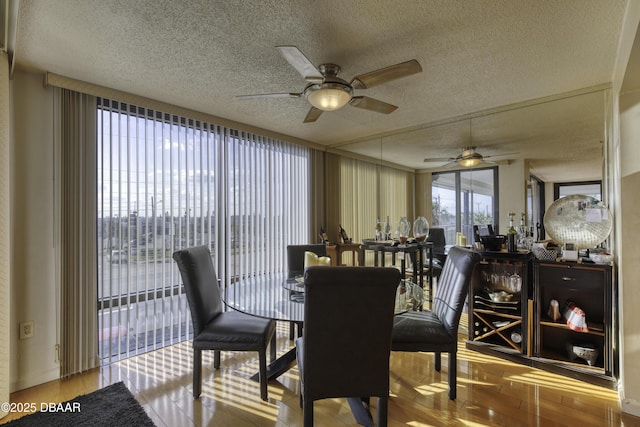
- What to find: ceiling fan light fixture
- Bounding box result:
[305,83,353,111]
[458,157,482,167]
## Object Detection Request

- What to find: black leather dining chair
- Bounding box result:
[286,244,328,339]
[427,227,447,265]
[296,266,401,427]
[173,246,277,401]
[424,227,447,297]
[392,246,481,400]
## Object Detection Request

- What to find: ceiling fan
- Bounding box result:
[236,45,422,123]
[423,146,518,168]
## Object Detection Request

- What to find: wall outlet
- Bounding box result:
[54,344,60,364]
[19,321,35,339]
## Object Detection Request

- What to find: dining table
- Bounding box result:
[222,272,303,382]
[360,240,434,307]
[222,272,424,380]
[222,271,424,426]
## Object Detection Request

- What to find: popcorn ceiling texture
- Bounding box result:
[13,0,627,178]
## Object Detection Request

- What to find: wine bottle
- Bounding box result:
[339,224,350,243]
[319,227,329,243]
[507,212,517,252]
[384,215,391,240]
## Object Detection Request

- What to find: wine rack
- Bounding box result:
[467,251,532,355]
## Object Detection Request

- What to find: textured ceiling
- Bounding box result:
[13,0,629,181]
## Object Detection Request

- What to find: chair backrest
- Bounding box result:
[286,244,327,278]
[473,224,495,242]
[172,246,223,336]
[427,227,447,261]
[302,266,401,401]
[432,246,481,336]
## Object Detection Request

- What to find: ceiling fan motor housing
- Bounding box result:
[304,64,354,111]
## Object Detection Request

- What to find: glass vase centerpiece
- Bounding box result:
[397,217,411,245]
[412,216,429,242]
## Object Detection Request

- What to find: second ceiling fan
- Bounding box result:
[237,46,422,123]
[423,120,518,168]
[424,146,519,168]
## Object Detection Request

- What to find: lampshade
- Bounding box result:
[458,157,481,167]
[305,83,353,111]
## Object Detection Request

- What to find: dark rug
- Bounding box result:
[3,382,155,426]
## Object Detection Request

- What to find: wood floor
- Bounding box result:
[2,321,638,427]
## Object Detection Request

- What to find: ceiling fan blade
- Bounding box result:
[483,152,519,159]
[442,161,459,168]
[236,92,302,99]
[276,46,324,83]
[350,59,422,89]
[350,96,398,114]
[303,107,323,123]
[423,157,455,163]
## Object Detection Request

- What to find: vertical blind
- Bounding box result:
[56,89,99,377]
[339,157,412,264]
[97,99,310,363]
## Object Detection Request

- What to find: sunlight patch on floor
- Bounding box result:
[414,381,449,395]
[203,383,280,421]
[457,418,494,426]
[507,370,618,401]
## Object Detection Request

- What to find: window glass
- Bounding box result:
[432,167,497,245]
[556,182,601,200]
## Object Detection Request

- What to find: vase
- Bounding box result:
[397,217,410,243]
[412,216,429,242]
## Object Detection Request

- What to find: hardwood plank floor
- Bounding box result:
[2,321,638,426]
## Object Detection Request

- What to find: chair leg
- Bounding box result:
[377,396,388,427]
[213,350,221,369]
[259,349,268,401]
[193,348,202,399]
[270,333,277,363]
[289,322,295,340]
[448,350,457,400]
[303,399,314,427]
[434,352,441,371]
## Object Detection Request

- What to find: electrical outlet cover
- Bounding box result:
[20,321,34,339]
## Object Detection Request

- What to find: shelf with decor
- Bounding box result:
[533,260,616,387]
[467,254,617,389]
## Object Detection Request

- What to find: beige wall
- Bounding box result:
[618,90,640,417]
[10,71,58,391]
[1,52,11,419]
[498,159,527,234]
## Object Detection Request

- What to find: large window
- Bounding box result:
[97,99,310,362]
[432,167,498,244]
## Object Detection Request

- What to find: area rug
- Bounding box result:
[3,381,155,426]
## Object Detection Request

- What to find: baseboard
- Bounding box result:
[622,398,640,418]
[11,367,59,393]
